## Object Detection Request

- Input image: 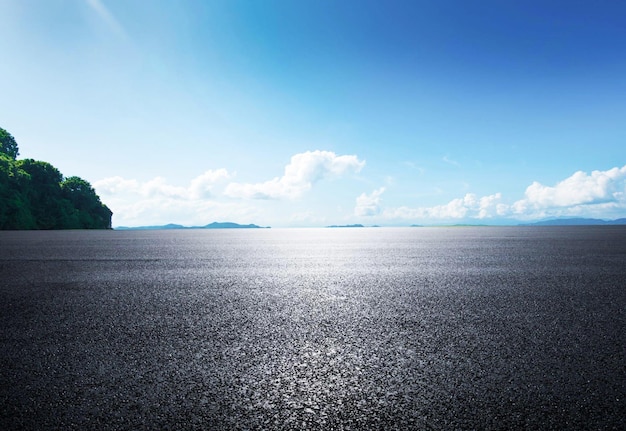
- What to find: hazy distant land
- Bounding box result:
[115,218,626,230]
[521,217,626,226]
[115,221,270,230]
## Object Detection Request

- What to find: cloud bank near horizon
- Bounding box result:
[95,154,626,227]
[367,165,626,223]
[94,150,365,226]
[94,169,242,227]
[224,150,365,199]
[513,165,626,216]
[379,192,506,221]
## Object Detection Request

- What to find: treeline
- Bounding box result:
[0,127,112,229]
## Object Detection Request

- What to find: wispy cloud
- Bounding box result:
[442,155,460,167]
[86,0,126,38]
[401,161,425,176]
[224,150,365,199]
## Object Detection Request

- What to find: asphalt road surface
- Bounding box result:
[1,227,625,429]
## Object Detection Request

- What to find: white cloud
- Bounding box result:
[93,176,138,194]
[95,169,231,200]
[106,197,257,228]
[224,150,365,199]
[142,177,188,199]
[94,162,626,227]
[355,187,385,217]
[379,165,626,223]
[512,165,626,215]
[189,169,231,199]
[382,192,504,221]
[94,169,234,226]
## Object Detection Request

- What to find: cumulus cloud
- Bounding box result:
[512,165,626,216]
[94,169,234,226]
[95,160,626,227]
[355,187,385,217]
[383,193,504,221]
[93,176,139,194]
[379,165,626,223]
[224,150,365,199]
[95,169,231,200]
[189,169,231,199]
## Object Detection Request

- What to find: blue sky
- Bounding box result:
[1,0,625,227]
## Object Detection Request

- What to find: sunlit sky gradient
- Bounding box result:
[1,0,625,227]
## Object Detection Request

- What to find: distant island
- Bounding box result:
[115,218,626,230]
[520,218,626,226]
[116,222,270,230]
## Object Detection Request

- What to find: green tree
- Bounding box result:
[0,153,35,229]
[0,127,19,159]
[0,127,113,229]
[61,176,112,229]
[17,159,66,229]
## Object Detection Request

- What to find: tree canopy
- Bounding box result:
[0,128,19,159]
[0,127,112,229]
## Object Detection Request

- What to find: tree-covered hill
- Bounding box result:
[0,127,112,229]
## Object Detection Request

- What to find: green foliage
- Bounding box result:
[0,127,19,159]
[61,176,113,229]
[0,131,112,230]
[0,153,36,229]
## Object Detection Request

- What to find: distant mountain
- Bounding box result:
[521,218,626,226]
[116,222,269,230]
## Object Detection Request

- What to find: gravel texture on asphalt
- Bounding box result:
[1,227,625,430]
